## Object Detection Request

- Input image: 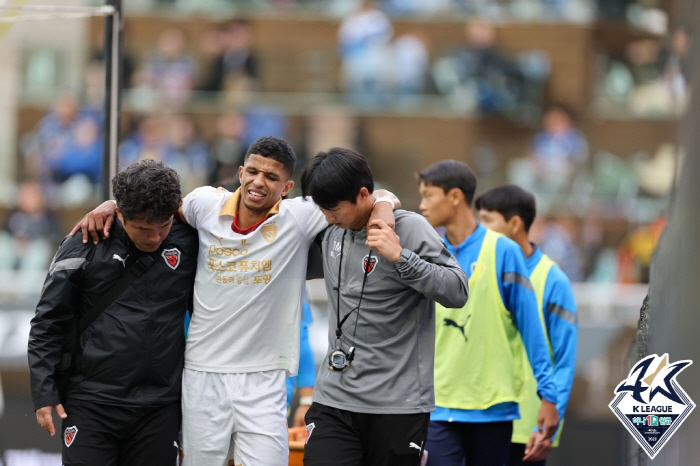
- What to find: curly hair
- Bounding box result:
[112,159,182,223]
[244,136,296,177]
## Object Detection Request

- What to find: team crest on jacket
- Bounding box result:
[261,224,278,243]
[64,425,78,447]
[362,254,377,275]
[609,353,695,459]
[162,248,181,269]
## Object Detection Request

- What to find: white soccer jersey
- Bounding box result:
[181,187,327,375]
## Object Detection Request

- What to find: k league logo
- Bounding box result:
[609,353,694,459]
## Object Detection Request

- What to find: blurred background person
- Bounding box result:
[140,27,198,106]
[164,114,214,195]
[24,91,103,190]
[432,17,525,115]
[200,20,259,103]
[617,215,666,284]
[337,0,394,107]
[0,180,60,273]
[391,32,430,108]
[210,112,247,186]
[118,114,170,168]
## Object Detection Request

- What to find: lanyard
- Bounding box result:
[334,230,372,348]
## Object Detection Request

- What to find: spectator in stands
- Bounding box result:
[210,112,247,186]
[241,105,289,148]
[432,18,525,115]
[25,91,103,187]
[392,32,430,107]
[118,115,170,169]
[0,180,60,272]
[337,0,394,106]
[529,104,588,188]
[164,114,214,195]
[617,215,666,284]
[141,27,198,105]
[530,215,585,283]
[200,20,259,98]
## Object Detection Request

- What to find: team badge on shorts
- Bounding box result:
[64,425,78,447]
[305,422,315,444]
[362,254,377,275]
[609,353,694,459]
[162,248,181,269]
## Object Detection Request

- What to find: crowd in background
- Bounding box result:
[2,0,684,286]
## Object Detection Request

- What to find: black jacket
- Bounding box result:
[28,217,197,410]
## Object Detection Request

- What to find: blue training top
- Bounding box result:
[526,245,578,426]
[432,224,557,423]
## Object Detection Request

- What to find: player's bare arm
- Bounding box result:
[73,188,401,244]
[70,200,117,244]
[369,189,401,231]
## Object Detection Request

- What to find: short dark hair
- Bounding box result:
[418,160,477,205]
[113,159,182,223]
[474,184,536,232]
[245,136,296,177]
[301,147,374,210]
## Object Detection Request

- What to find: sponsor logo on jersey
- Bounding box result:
[64,426,78,447]
[305,422,315,444]
[409,442,422,451]
[162,248,181,270]
[210,232,224,245]
[609,353,695,459]
[113,254,128,267]
[261,224,278,243]
[362,254,377,275]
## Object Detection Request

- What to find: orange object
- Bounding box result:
[289,426,305,466]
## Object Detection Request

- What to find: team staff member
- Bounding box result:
[418,161,559,466]
[29,160,198,466]
[301,148,469,466]
[73,137,400,466]
[475,185,577,466]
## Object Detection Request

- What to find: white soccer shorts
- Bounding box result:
[181,368,289,466]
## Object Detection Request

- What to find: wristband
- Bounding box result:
[373,195,395,210]
[299,396,313,406]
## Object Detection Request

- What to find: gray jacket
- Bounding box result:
[308,210,468,414]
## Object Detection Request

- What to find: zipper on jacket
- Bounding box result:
[143,259,153,406]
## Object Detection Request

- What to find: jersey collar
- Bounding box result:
[219,187,282,218]
[525,243,543,274]
[444,223,486,254]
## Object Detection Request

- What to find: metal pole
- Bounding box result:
[101,0,122,201]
